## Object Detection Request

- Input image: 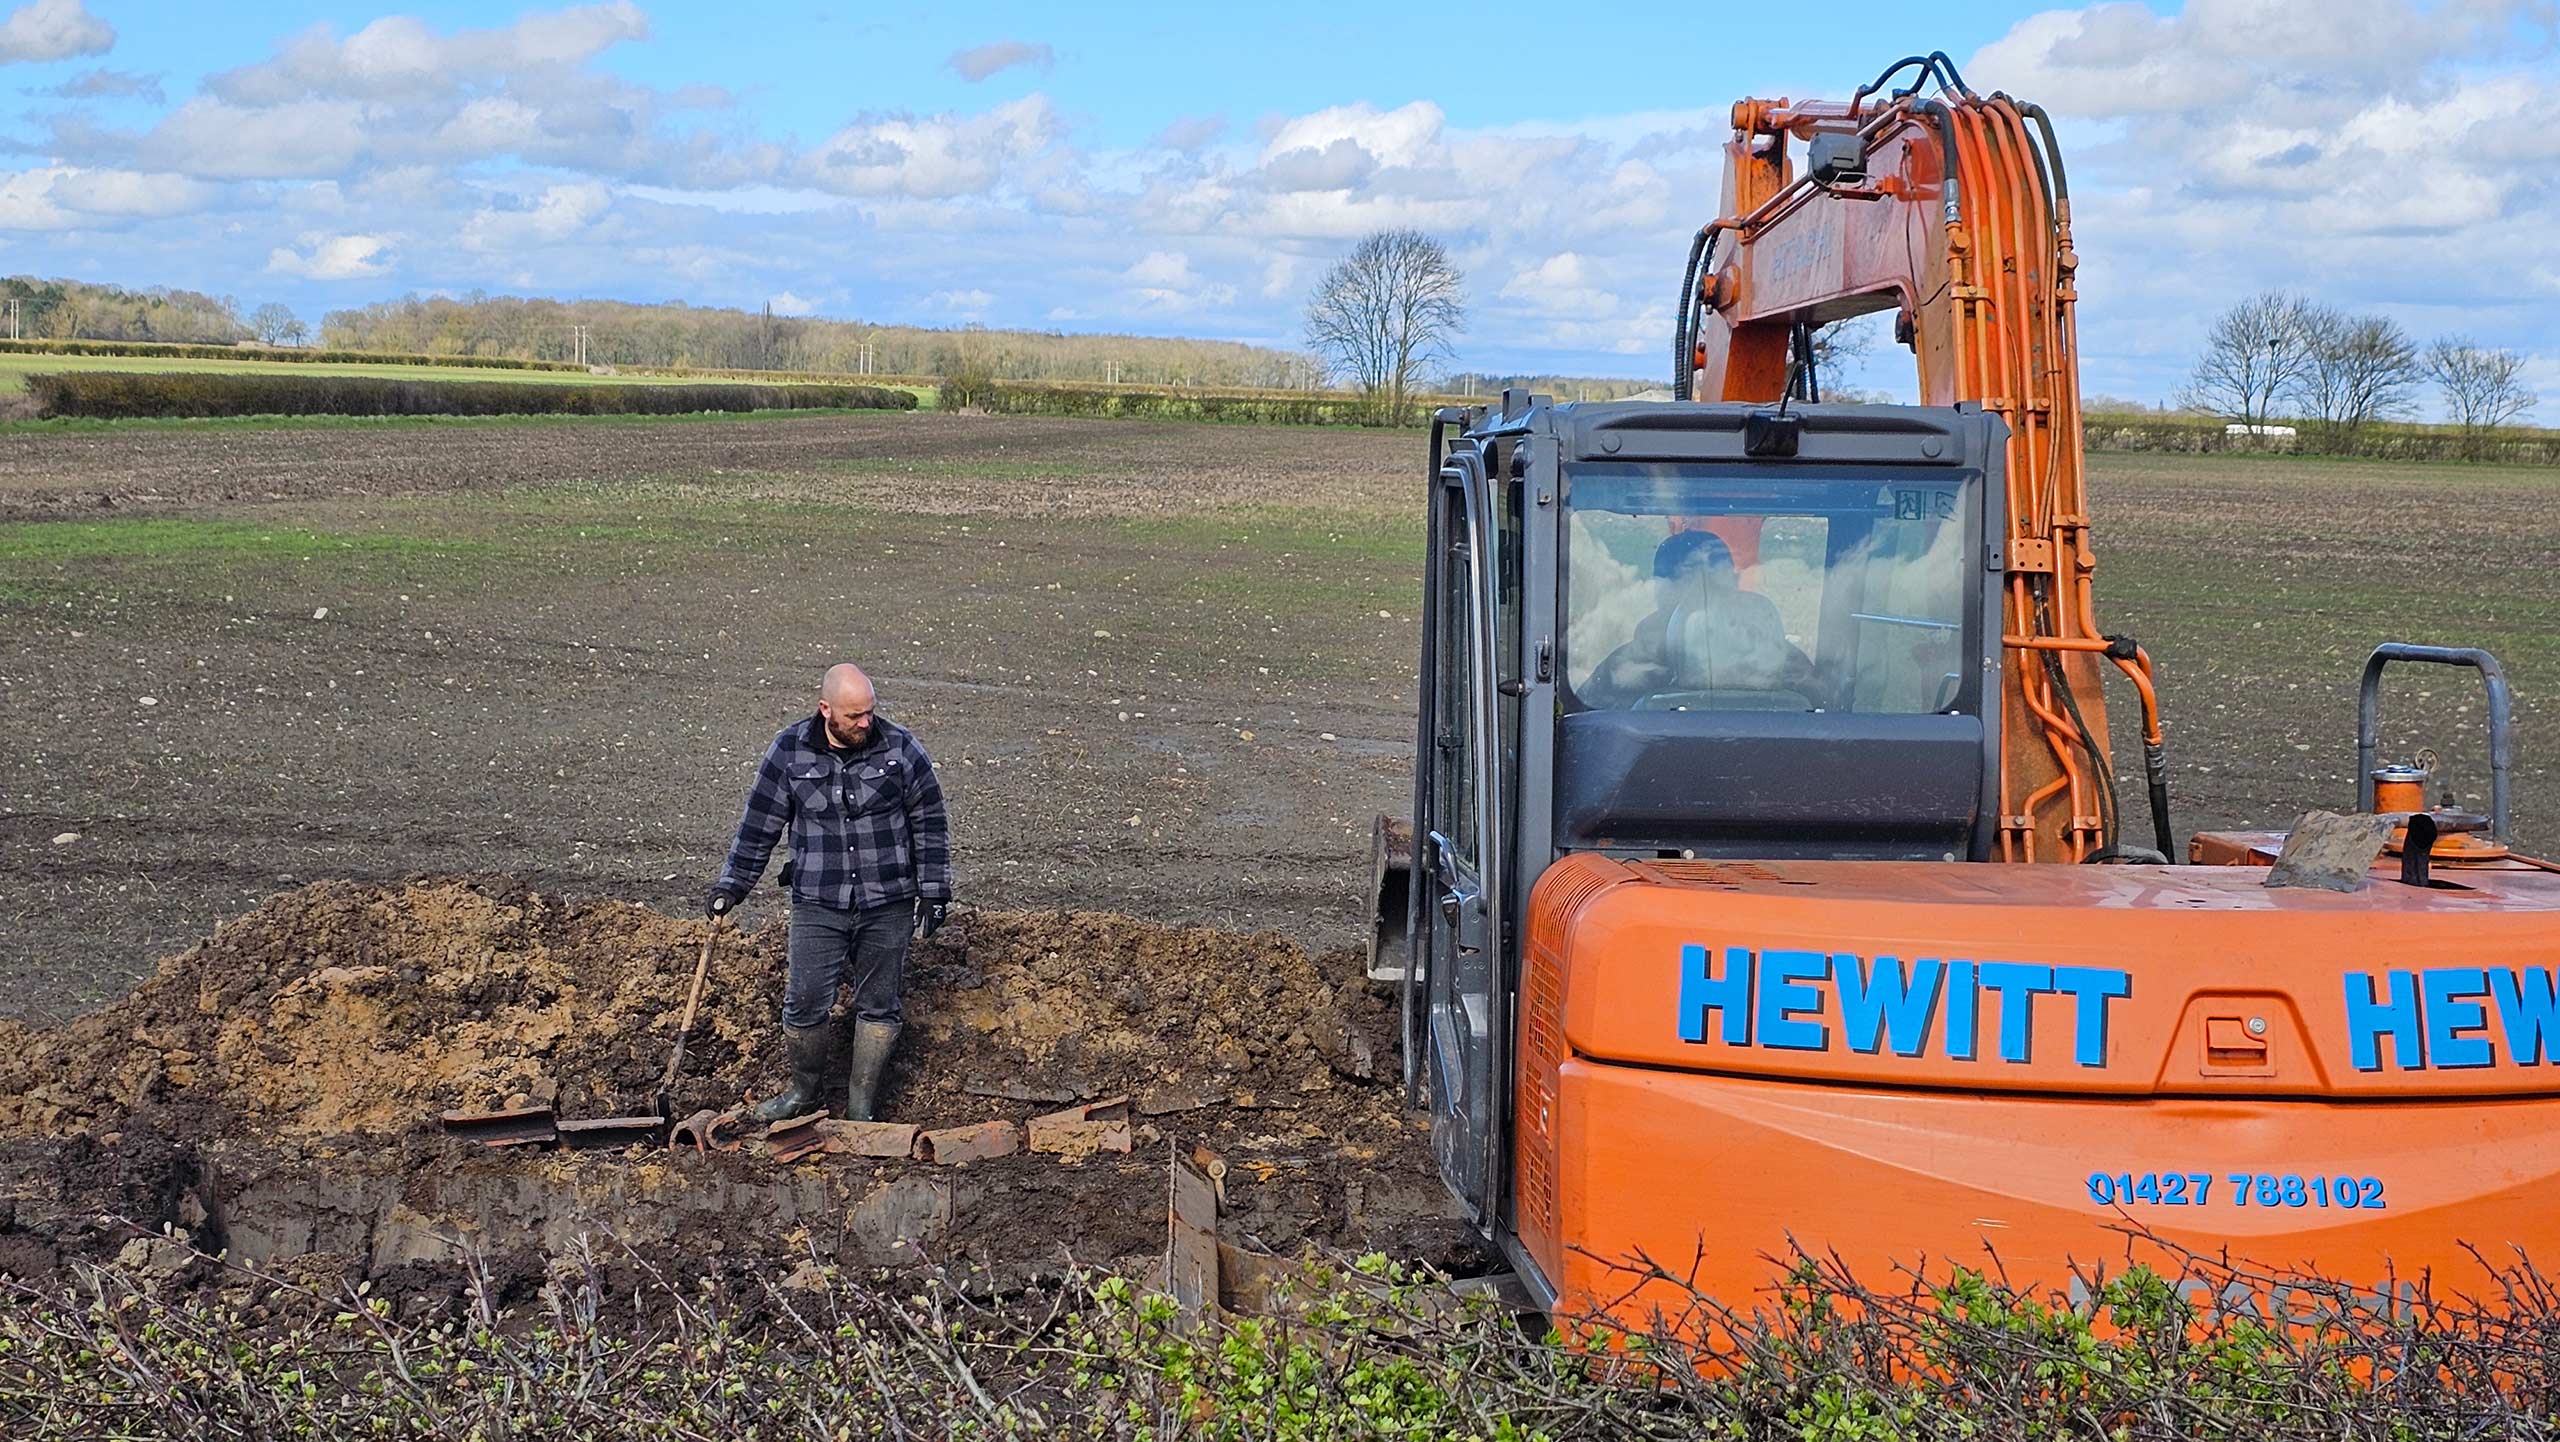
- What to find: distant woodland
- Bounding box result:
[0,274,1653,393]
[318,293,1319,387]
[0,276,249,344]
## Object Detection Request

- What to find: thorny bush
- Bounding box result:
[4,1235,2560,1439]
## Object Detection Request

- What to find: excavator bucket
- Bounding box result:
[1364,814,1412,983]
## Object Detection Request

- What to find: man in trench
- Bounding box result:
[707,663,953,1123]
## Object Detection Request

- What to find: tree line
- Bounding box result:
[2183,292,2540,459]
[318,293,1318,388]
[1,276,251,345]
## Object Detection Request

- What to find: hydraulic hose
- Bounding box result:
[1671,227,1714,400]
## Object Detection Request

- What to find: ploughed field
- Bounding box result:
[3,414,2554,1017]
[0,410,2552,1297]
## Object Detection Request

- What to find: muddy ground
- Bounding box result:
[0,878,1470,1307]
[0,413,1421,1022]
[1,410,2554,1298]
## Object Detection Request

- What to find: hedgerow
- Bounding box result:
[0,337,589,370]
[4,1236,2556,1439]
[939,376,1446,427]
[24,371,918,420]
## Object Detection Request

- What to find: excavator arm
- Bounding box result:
[1681,55,2168,864]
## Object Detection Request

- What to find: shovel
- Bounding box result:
[444,917,723,1149]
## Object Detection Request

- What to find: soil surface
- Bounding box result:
[2,409,2553,1307]
[0,411,1421,1021]
[0,880,1472,1303]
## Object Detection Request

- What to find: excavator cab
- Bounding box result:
[1402,392,2012,1229]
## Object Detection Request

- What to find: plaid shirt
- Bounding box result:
[717,713,952,910]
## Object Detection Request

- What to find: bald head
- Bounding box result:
[819,663,878,749]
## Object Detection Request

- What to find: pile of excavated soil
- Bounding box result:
[0,881,1470,1303]
[0,879,1386,1142]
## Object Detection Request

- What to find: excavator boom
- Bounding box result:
[1686,59,2158,867]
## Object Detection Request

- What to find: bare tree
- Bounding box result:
[2179,291,2318,429]
[249,302,298,347]
[1303,229,1465,419]
[2291,308,2421,452]
[2424,338,2539,460]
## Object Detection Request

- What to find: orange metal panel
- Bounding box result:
[1539,854,2560,1100]
[1548,1060,2560,1330]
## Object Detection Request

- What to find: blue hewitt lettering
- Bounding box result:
[1836,956,1941,1057]
[2349,967,2559,1072]
[1944,961,1979,1061]
[1979,962,2052,1063]
[1757,950,1831,1050]
[2491,969,2560,1065]
[2423,968,2494,1069]
[2054,967,2133,1068]
[2345,970,2425,1071]
[1678,944,1752,1045]
[1674,945,2127,1068]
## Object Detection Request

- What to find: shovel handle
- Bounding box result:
[660,920,719,1105]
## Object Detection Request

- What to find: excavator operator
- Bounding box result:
[1584,530,1825,708]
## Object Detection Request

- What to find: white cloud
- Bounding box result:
[1499,252,1620,319]
[1257,137,1378,193]
[0,165,211,230]
[0,0,111,65]
[947,40,1053,83]
[458,181,611,251]
[928,288,994,314]
[806,95,1062,199]
[266,232,393,279]
[138,98,369,179]
[27,65,157,100]
[209,4,647,104]
[1262,101,1443,169]
[1153,115,1224,152]
[1124,250,1236,310]
[768,290,817,316]
[1969,0,2560,404]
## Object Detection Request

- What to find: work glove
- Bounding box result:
[704,883,744,919]
[916,899,950,939]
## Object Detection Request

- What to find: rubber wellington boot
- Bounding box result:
[843,1020,902,1122]
[749,1021,834,1124]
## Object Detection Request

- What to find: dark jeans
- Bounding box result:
[783,899,912,1029]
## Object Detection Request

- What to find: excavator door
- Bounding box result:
[1414,444,1508,1229]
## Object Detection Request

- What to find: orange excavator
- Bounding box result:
[1379,53,2560,1333]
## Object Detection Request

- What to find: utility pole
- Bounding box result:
[567,324,591,366]
[3,298,18,341]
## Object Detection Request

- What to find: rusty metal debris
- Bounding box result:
[764,1110,832,1163]
[557,1115,667,1149]
[919,1119,1021,1164]
[440,1104,559,1148]
[670,1107,744,1153]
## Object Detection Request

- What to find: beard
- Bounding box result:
[827,715,872,748]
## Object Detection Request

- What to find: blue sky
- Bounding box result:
[3,0,2556,407]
